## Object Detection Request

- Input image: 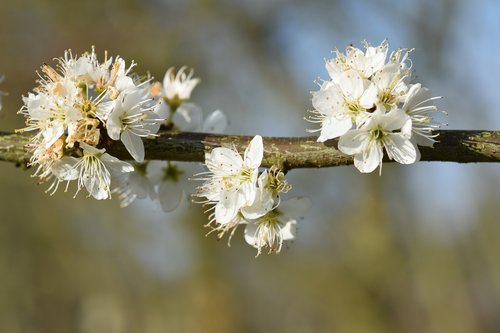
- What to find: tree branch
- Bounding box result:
[1,130,500,171]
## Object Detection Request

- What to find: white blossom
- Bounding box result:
[195,135,263,224]
[402,83,443,147]
[338,107,418,174]
[162,67,200,102]
[372,61,410,108]
[325,40,389,82]
[49,143,134,200]
[241,167,291,220]
[309,70,377,142]
[244,197,311,256]
[197,160,295,252]
[113,163,158,207]
[106,88,161,162]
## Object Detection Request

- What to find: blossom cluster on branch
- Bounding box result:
[16,48,226,211]
[194,135,310,255]
[308,40,443,173]
[10,40,444,255]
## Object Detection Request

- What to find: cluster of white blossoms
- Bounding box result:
[18,49,156,199]
[308,40,443,173]
[194,135,310,256]
[18,48,226,211]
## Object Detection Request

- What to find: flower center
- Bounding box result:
[378,89,397,108]
[345,100,362,113]
[370,127,386,141]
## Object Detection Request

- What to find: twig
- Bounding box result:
[1,130,500,171]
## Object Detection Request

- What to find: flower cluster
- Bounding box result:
[308,40,443,173]
[18,49,162,199]
[194,135,310,256]
[18,49,226,206]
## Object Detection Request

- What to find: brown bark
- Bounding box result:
[1,130,500,171]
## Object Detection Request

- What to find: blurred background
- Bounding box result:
[1,0,500,332]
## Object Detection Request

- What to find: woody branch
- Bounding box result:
[1,129,499,171]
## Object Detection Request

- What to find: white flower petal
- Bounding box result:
[154,101,169,119]
[100,154,134,175]
[384,135,417,165]
[238,182,257,207]
[206,147,243,174]
[202,110,228,133]
[244,135,263,169]
[95,100,116,122]
[115,75,135,92]
[142,110,162,134]
[325,59,342,83]
[373,63,399,90]
[145,161,166,184]
[121,130,145,162]
[383,109,409,132]
[162,67,200,100]
[83,170,111,200]
[318,115,352,142]
[338,129,368,155]
[243,222,259,248]
[403,84,436,113]
[122,89,144,112]
[106,109,123,141]
[51,157,79,180]
[355,143,383,173]
[174,102,203,131]
[215,201,239,225]
[43,124,65,148]
[80,142,105,155]
[312,83,342,115]
[340,69,364,99]
[359,83,377,109]
[414,134,435,147]
[240,187,271,220]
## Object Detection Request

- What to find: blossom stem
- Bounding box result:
[164,101,179,128]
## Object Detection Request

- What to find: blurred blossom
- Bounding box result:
[161,67,200,103]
